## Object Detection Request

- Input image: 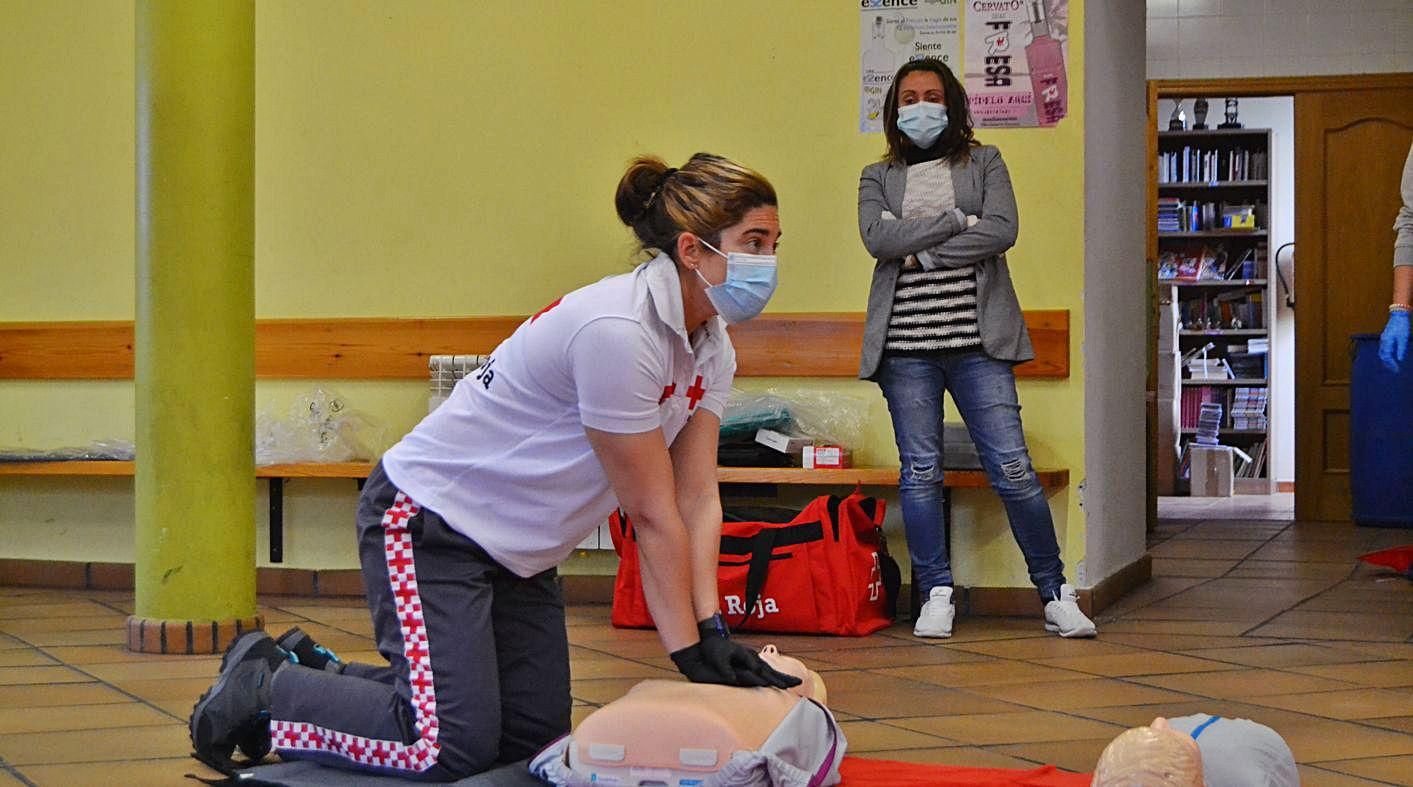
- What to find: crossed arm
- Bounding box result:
[857,149,1020,269]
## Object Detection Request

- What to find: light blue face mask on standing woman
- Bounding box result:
[896,101,949,148]
[694,238,778,324]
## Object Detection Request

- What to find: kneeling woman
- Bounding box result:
[190,152,797,780]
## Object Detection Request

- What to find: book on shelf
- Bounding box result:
[1157,242,1262,282]
[1195,403,1224,445]
[1179,385,1268,431]
[1158,145,1268,184]
[1176,290,1265,330]
[1155,198,1267,233]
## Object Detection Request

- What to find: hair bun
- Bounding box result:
[614,156,672,227]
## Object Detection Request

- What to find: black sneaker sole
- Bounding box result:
[190,631,272,770]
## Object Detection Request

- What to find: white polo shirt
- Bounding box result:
[381,253,736,577]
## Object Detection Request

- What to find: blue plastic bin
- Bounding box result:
[1350,334,1413,528]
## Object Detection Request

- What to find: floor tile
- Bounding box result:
[0,724,192,765]
[109,676,219,704]
[1227,560,1356,580]
[1093,619,1256,637]
[1119,605,1273,622]
[1149,539,1269,560]
[15,756,225,786]
[1127,668,1359,698]
[990,737,1112,773]
[1153,557,1241,578]
[0,665,94,687]
[1246,610,1413,642]
[835,719,955,752]
[0,649,55,668]
[1183,643,1385,669]
[0,601,120,620]
[1246,688,1413,720]
[9,628,127,647]
[1288,660,1413,688]
[944,636,1140,660]
[0,615,127,637]
[823,672,1030,719]
[1035,652,1235,677]
[1272,718,1413,762]
[1295,764,1395,786]
[889,710,1124,745]
[802,644,993,670]
[1365,715,1413,735]
[0,702,174,734]
[1096,632,1288,652]
[962,677,1199,711]
[0,683,130,709]
[1311,755,1413,783]
[873,660,1092,688]
[80,657,221,683]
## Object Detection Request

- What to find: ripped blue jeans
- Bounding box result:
[877,352,1066,601]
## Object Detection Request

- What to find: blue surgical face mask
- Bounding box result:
[694,238,778,324]
[897,101,948,148]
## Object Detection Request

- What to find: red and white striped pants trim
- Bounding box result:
[270,491,442,773]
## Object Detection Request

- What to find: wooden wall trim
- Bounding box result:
[1,311,1069,381]
[1153,73,1413,98]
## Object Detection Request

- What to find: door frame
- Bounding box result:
[1144,73,1413,529]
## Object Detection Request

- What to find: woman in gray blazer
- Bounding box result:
[856,59,1094,640]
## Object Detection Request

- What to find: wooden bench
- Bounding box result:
[0,460,1068,563]
[1,312,1070,562]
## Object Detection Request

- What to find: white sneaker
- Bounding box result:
[1044,584,1097,638]
[913,586,955,638]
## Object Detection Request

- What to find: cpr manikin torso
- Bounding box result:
[531,645,844,787]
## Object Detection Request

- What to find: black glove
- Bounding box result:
[669,615,802,690]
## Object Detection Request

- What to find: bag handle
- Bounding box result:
[735,528,780,630]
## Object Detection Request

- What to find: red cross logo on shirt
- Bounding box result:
[530,296,563,323]
[686,375,706,411]
[659,383,676,404]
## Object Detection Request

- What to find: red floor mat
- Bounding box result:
[840,755,1091,787]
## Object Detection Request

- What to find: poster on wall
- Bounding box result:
[963,0,1069,128]
[859,0,961,133]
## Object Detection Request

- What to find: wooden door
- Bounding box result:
[1295,86,1413,522]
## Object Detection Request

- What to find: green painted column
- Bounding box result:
[129,0,259,654]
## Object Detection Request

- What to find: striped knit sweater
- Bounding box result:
[886,158,981,352]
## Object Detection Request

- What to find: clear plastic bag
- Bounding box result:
[762,387,872,449]
[720,390,793,440]
[255,388,386,465]
[721,388,872,449]
[0,438,135,462]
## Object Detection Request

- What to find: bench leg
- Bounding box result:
[269,477,284,564]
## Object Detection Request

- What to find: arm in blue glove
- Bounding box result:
[1382,310,1410,374]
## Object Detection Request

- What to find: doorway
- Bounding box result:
[1145,74,1413,527]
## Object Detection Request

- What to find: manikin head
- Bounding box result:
[1092,717,1204,787]
[757,645,827,704]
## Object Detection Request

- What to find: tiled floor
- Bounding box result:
[2,513,1411,785]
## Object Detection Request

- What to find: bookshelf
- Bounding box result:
[1155,128,1276,496]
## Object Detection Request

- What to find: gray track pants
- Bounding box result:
[269,462,572,781]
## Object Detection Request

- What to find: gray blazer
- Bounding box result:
[856,144,1034,380]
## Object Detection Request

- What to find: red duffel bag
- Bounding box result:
[608,491,901,636]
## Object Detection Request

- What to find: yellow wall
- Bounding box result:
[1,1,1088,589]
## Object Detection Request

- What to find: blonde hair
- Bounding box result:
[1092,726,1204,787]
[614,152,776,260]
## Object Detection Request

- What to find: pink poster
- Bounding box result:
[963,0,1069,128]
